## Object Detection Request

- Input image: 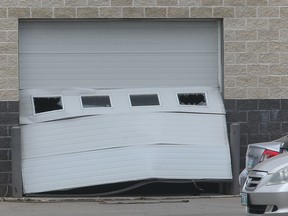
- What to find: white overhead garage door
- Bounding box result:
[19,20,221,90]
[19,20,230,194]
[20,87,232,194]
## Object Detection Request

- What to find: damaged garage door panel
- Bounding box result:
[20,87,231,194]
[21,113,231,194]
[20,87,225,124]
[21,113,229,160]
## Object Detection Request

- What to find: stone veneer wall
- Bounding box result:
[0,1,288,100]
[0,0,288,196]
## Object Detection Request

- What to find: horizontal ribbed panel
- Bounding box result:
[20,87,225,124]
[19,21,219,89]
[21,112,232,193]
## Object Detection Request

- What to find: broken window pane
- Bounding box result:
[177,93,207,106]
[130,94,160,106]
[81,95,111,108]
[33,97,63,114]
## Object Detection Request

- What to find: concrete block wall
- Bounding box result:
[0,101,18,196]
[0,1,286,100]
[0,0,287,195]
[225,99,288,169]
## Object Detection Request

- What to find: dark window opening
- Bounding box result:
[33,97,63,114]
[31,181,221,197]
[177,93,207,106]
[81,95,111,108]
[130,94,160,106]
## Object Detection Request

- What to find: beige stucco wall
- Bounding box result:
[0,0,287,100]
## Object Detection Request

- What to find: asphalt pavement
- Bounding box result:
[0,196,245,216]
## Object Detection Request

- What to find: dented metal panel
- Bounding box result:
[20,87,232,194]
[20,87,225,124]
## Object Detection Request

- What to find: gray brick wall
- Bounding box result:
[225,99,288,169]
[0,101,18,196]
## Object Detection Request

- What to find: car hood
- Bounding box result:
[253,152,288,173]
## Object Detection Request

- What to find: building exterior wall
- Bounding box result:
[0,101,18,196]
[225,99,288,168]
[0,0,288,196]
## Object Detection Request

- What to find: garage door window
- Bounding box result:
[81,95,111,108]
[33,96,63,114]
[177,93,207,106]
[130,94,160,106]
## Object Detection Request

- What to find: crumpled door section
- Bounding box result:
[20,87,232,194]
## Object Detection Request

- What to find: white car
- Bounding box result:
[239,136,288,189]
[241,152,288,215]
